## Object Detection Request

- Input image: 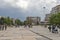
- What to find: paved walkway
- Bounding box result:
[0,27,49,40]
[30,26,60,40]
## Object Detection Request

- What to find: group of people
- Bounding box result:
[0,25,7,31]
[48,24,59,33]
[24,24,32,28]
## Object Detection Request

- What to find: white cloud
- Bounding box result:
[4,0,14,3]
[0,0,30,9]
[0,0,59,21]
[16,0,29,9]
[0,0,16,8]
[57,0,60,4]
[45,0,57,4]
[0,0,58,9]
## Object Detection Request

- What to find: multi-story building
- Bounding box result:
[45,5,60,24]
[26,17,41,25]
[11,18,16,25]
[45,14,51,22]
[50,5,60,14]
[44,14,51,24]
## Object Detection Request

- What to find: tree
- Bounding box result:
[0,17,13,25]
[4,17,13,25]
[49,13,60,25]
[24,21,27,25]
[0,17,5,25]
[0,16,23,26]
[15,19,21,25]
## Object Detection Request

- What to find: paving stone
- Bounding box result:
[0,27,49,40]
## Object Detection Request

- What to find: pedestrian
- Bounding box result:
[24,24,27,28]
[0,25,1,30]
[52,24,56,33]
[1,25,3,30]
[45,25,47,28]
[5,24,7,30]
[2,25,4,30]
[54,25,58,33]
[56,24,59,31]
[28,24,31,28]
[48,25,51,32]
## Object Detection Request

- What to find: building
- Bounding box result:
[11,18,16,25]
[51,5,60,14]
[45,14,51,22]
[44,5,60,25]
[44,14,51,24]
[26,17,41,25]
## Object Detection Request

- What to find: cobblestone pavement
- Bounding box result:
[0,27,50,40]
[30,26,60,40]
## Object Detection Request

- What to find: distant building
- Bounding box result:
[26,17,41,25]
[45,14,51,22]
[44,5,60,25]
[11,18,16,25]
[51,5,60,14]
[44,14,51,24]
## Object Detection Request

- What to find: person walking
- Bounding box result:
[24,24,27,28]
[2,25,4,30]
[52,24,56,33]
[54,25,58,33]
[48,25,51,32]
[28,24,30,28]
[5,24,7,30]
[0,25,1,30]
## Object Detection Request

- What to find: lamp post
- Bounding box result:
[43,7,47,27]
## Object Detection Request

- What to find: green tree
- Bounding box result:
[0,17,5,25]
[15,19,21,25]
[0,16,23,26]
[0,17,12,25]
[49,13,60,25]
[24,21,28,25]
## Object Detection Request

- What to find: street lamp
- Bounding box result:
[43,7,47,27]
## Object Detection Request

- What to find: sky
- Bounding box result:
[0,0,60,21]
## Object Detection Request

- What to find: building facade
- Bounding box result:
[51,5,60,14]
[45,14,50,21]
[45,5,60,24]
[26,17,41,25]
[44,14,51,24]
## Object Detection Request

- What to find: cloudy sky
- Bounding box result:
[0,0,60,21]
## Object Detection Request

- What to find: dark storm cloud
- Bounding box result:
[0,0,59,21]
